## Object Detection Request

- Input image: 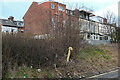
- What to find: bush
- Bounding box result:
[2,19,83,77]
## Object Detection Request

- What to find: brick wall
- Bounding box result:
[24,2,51,35]
[23,1,67,35]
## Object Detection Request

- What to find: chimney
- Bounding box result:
[8,16,14,22]
[112,23,116,26]
[103,18,107,23]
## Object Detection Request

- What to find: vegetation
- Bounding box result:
[3,34,117,78]
[2,8,119,78]
[2,23,83,78]
[77,46,111,60]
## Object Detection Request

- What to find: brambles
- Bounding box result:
[2,24,83,78]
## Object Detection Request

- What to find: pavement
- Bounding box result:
[88,69,120,78]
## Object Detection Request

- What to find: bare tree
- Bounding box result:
[104,10,116,24]
[103,10,117,42]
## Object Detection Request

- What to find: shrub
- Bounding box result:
[2,16,84,77]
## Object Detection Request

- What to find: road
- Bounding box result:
[88,69,119,78]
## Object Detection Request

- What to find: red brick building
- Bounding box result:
[23,1,117,44]
[23,1,66,35]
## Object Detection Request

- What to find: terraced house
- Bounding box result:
[23,1,117,44]
[0,16,24,33]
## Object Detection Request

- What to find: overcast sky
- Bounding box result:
[0,0,119,21]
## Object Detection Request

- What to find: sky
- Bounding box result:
[0,0,119,21]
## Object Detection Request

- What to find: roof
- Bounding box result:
[79,10,92,14]
[53,1,66,6]
[0,19,24,28]
[37,1,49,5]
[37,1,66,6]
[0,19,17,27]
[66,9,73,11]
[97,16,104,19]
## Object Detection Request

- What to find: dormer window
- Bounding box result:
[51,4,55,9]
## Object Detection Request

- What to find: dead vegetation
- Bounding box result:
[2,33,118,78]
[2,6,119,78]
[2,20,83,78]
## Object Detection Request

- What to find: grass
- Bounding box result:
[5,45,113,78]
[47,72,52,78]
[102,55,111,60]
[77,47,111,60]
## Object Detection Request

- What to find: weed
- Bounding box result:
[41,68,44,72]
[81,57,86,60]
[47,72,52,78]
[102,55,111,60]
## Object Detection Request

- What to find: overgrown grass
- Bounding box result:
[77,46,111,60]
[5,43,113,78]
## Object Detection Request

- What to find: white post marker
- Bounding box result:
[67,47,73,63]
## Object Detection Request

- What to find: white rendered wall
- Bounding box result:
[2,26,18,33]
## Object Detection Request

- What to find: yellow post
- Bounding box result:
[67,47,73,63]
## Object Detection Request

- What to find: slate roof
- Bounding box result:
[79,9,92,14]
[0,19,24,28]
[0,19,17,27]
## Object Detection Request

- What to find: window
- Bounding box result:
[63,20,65,27]
[63,7,64,12]
[95,25,98,32]
[100,37,103,40]
[91,35,93,40]
[52,18,55,25]
[92,25,94,32]
[18,30,24,33]
[66,10,68,14]
[71,20,73,27]
[11,29,14,32]
[105,36,108,40]
[58,16,60,22]
[86,15,88,19]
[5,21,8,23]
[51,4,55,9]
[96,35,98,39]
[85,23,88,31]
[94,35,95,40]
[17,22,21,26]
[67,15,69,20]
[87,34,90,39]
[61,13,63,17]
[58,6,64,12]
[80,15,82,18]
[70,12,73,15]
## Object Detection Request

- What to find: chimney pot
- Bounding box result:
[8,16,14,21]
[103,18,107,23]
